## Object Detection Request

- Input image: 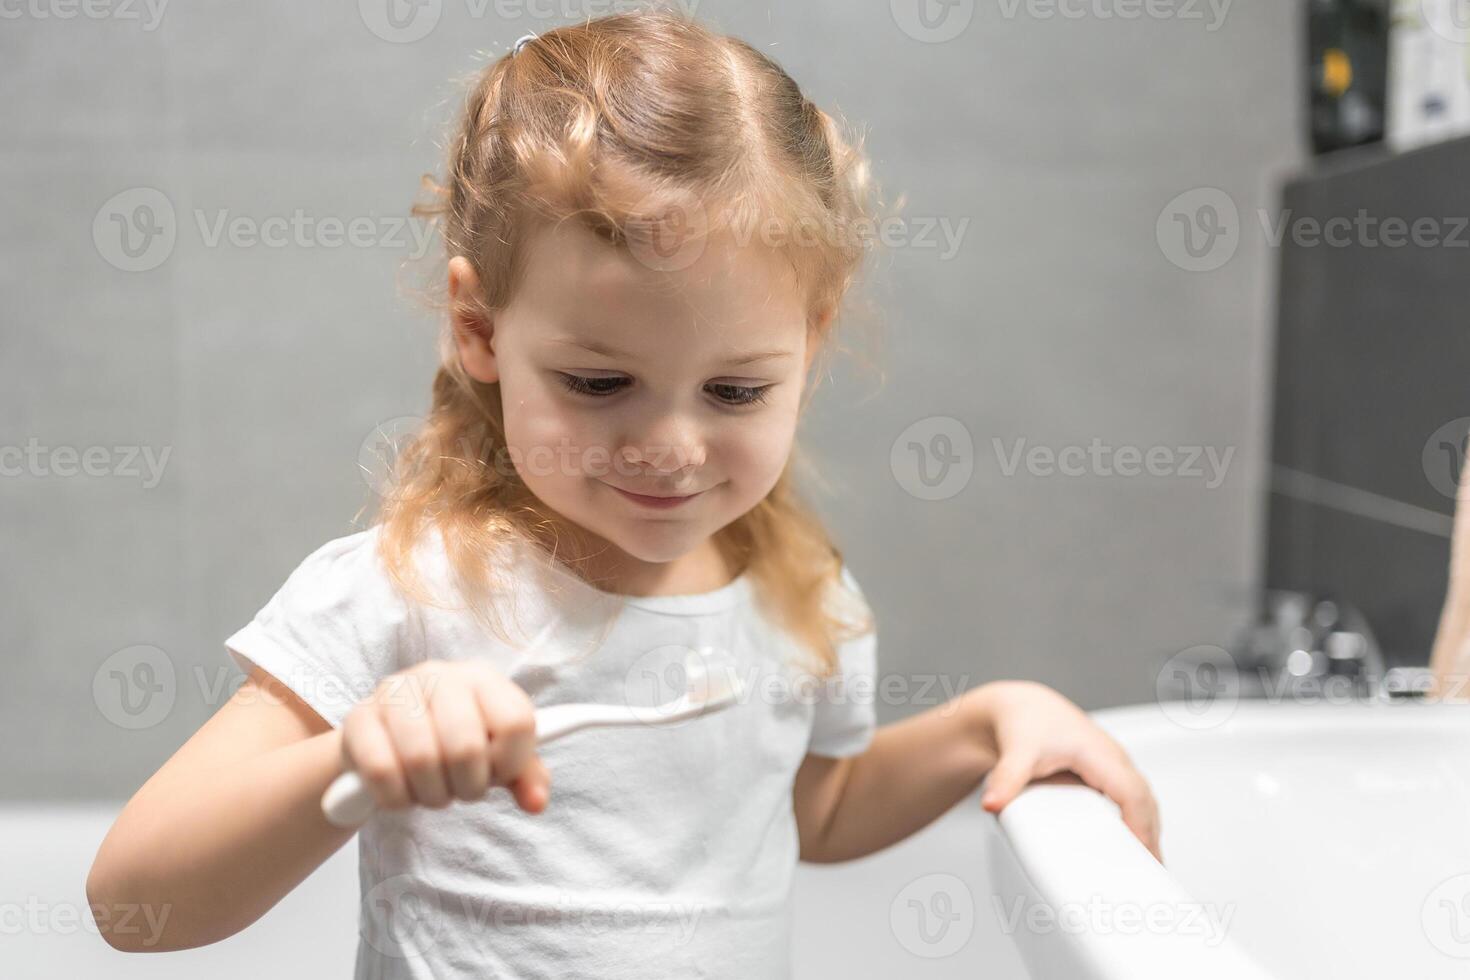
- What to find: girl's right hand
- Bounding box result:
[340,659,550,814]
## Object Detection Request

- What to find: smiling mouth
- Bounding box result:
[604,483,707,509]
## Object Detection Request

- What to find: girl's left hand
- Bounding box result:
[973,680,1163,864]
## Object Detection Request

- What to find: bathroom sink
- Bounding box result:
[985,700,1470,979]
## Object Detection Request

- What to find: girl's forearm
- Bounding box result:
[1431,459,1470,702]
[810,686,997,863]
[87,728,356,952]
[1430,591,1470,702]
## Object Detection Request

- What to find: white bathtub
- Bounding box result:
[16,701,1458,978]
[987,700,1470,979]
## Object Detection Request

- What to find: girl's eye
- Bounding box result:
[706,382,773,406]
[560,374,630,397]
[558,374,773,407]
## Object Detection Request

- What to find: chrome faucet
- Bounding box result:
[1224,590,1412,701]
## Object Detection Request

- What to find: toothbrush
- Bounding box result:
[321,648,744,828]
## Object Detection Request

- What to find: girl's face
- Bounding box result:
[450,219,820,584]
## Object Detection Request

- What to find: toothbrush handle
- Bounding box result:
[320,702,614,829]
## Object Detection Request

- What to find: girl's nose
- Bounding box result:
[617,419,708,474]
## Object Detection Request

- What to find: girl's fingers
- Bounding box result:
[471,678,539,790]
[509,755,552,814]
[383,697,452,808]
[342,707,411,810]
[430,680,492,802]
[1070,747,1163,862]
[980,750,1039,813]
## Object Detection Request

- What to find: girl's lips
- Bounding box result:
[606,483,705,509]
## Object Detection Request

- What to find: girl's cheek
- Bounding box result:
[504,391,589,478]
[723,416,797,491]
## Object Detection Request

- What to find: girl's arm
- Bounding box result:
[86,664,356,952]
[793,690,996,864]
[1430,448,1470,702]
[794,680,1162,864]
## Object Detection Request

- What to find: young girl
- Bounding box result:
[87,10,1161,976]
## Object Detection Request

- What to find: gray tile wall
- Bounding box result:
[2,0,1305,799]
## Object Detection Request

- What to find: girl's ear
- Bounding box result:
[449,255,498,384]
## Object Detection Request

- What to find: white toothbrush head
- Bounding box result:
[686,647,744,710]
[629,646,744,725]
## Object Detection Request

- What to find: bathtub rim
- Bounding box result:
[982,697,1467,980]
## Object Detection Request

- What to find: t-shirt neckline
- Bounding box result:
[520,538,754,616]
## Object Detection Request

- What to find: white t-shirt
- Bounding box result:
[223,523,878,979]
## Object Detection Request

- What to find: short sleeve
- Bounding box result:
[223,528,423,728]
[806,565,879,758]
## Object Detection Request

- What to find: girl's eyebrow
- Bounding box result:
[547,336,795,366]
